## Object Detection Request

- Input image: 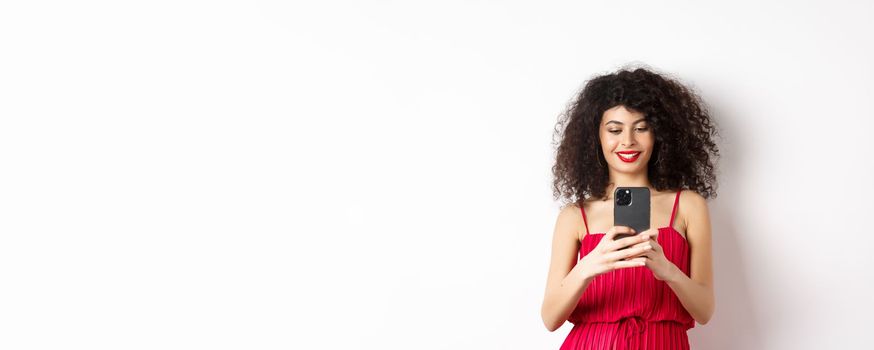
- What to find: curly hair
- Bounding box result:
[551,64,719,207]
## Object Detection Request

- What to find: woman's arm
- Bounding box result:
[540,205,592,332]
[665,190,715,325]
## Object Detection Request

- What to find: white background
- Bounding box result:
[1,1,873,349]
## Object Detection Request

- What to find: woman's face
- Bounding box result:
[599,105,654,175]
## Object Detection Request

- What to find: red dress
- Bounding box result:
[560,191,695,350]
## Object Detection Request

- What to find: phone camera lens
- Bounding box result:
[616,189,632,206]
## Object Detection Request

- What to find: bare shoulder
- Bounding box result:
[558,202,583,226]
[679,189,711,240]
[556,203,584,242]
[680,189,709,213]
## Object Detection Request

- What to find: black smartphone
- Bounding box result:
[613,187,651,247]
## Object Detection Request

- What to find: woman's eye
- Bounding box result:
[635,127,649,132]
[608,130,621,134]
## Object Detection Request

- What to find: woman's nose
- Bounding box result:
[621,132,635,146]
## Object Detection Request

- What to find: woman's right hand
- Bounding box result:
[577,226,653,280]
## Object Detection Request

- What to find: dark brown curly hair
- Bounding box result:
[552,64,719,207]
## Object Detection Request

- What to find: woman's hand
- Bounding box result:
[626,229,682,282]
[577,226,653,281]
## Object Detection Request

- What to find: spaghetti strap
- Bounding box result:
[579,204,590,236]
[669,191,681,227]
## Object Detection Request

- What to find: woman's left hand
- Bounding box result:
[628,229,682,282]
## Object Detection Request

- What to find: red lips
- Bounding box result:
[616,151,641,163]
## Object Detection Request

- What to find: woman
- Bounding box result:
[541,66,718,349]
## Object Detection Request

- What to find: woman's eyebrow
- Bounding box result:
[605,118,646,125]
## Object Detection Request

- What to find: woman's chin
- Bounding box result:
[608,163,648,174]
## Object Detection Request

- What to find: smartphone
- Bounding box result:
[613,187,651,247]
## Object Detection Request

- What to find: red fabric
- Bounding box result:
[561,191,694,350]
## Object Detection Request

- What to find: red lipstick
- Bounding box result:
[616,151,641,163]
